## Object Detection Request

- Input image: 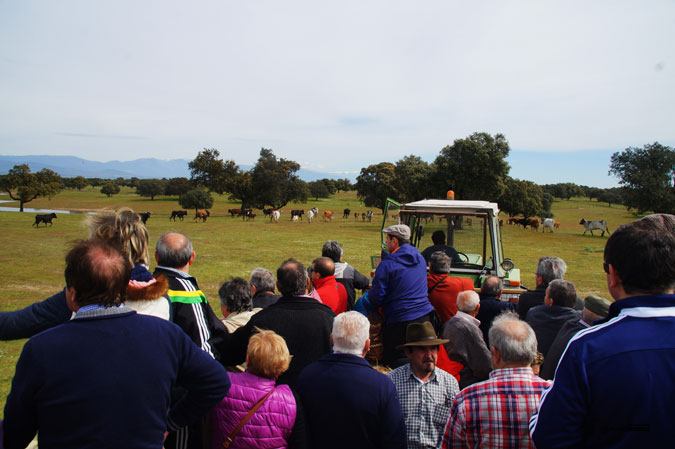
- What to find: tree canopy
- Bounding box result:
[136,179,166,200]
[164,177,191,198]
[609,142,675,214]
[355,162,398,212]
[395,155,434,202]
[0,164,62,211]
[248,148,308,209]
[499,177,545,218]
[100,181,120,197]
[188,148,239,194]
[433,132,510,202]
[179,187,214,211]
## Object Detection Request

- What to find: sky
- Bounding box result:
[1,1,673,188]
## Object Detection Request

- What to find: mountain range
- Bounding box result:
[0,155,357,182]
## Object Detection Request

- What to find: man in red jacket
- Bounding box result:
[427,252,475,323]
[311,257,348,314]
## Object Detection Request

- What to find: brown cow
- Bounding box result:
[194,209,210,222]
[323,210,334,221]
[554,221,560,229]
[228,208,241,217]
[529,218,540,231]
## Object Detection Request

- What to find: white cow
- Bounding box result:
[307,209,315,223]
[579,218,610,236]
[271,210,281,223]
[542,218,555,233]
[310,207,318,215]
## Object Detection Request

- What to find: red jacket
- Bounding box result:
[427,274,475,323]
[314,275,348,314]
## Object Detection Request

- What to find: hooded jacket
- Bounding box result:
[369,244,434,324]
[313,275,348,314]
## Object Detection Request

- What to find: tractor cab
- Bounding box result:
[376,198,524,300]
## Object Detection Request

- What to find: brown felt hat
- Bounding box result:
[396,321,449,349]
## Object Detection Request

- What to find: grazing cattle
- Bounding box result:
[194,209,210,222]
[466,218,473,226]
[554,221,560,230]
[529,218,539,231]
[579,218,610,236]
[262,208,273,218]
[499,219,504,227]
[271,210,281,223]
[291,209,304,221]
[362,212,366,222]
[170,210,188,221]
[248,213,256,221]
[542,218,555,233]
[354,212,359,220]
[343,208,351,219]
[508,217,519,225]
[33,213,57,227]
[310,207,318,215]
[139,212,151,224]
[515,218,530,229]
[366,210,373,222]
[241,209,253,220]
[228,208,242,217]
[323,210,334,221]
[307,209,315,223]
[292,215,299,222]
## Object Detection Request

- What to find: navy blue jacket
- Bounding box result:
[530,295,675,448]
[369,244,434,324]
[0,290,71,340]
[3,308,230,449]
[476,295,516,345]
[296,353,406,449]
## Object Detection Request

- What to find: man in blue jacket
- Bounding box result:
[369,224,436,367]
[530,214,675,448]
[3,239,230,449]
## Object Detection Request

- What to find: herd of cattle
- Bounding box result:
[29,209,611,237]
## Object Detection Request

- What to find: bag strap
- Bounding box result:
[428,275,448,294]
[222,388,275,449]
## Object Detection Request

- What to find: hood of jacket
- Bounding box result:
[385,243,426,268]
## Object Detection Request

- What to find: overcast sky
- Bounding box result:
[1,1,673,188]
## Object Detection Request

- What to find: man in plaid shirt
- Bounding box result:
[388,321,460,449]
[442,313,549,449]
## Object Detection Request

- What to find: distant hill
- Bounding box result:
[0,155,357,182]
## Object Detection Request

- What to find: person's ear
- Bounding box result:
[188,251,195,266]
[154,252,159,264]
[65,286,79,312]
[362,338,371,357]
[250,284,258,296]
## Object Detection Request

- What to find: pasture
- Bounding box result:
[0,187,637,414]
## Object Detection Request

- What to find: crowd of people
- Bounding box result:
[1,207,674,449]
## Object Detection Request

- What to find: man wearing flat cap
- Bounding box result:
[540,294,611,380]
[369,224,438,368]
[388,321,459,449]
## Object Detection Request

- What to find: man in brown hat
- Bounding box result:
[387,321,459,449]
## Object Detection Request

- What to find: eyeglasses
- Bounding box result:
[603,262,609,274]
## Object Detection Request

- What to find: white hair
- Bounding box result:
[457,290,480,313]
[331,311,370,355]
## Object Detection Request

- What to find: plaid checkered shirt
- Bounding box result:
[388,364,460,449]
[442,367,550,449]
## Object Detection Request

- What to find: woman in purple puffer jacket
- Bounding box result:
[211,329,307,449]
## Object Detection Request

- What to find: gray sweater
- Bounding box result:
[441,312,493,389]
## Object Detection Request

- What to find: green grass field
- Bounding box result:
[0,188,638,414]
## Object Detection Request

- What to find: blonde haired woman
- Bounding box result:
[86,208,169,319]
[211,329,306,449]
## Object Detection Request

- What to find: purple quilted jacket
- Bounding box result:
[211,372,296,449]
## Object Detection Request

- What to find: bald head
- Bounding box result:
[155,232,194,270]
[312,257,335,278]
[457,290,480,314]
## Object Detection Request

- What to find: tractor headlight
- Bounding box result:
[501,258,514,272]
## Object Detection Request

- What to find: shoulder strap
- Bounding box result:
[428,275,449,294]
[222,388,275,449]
